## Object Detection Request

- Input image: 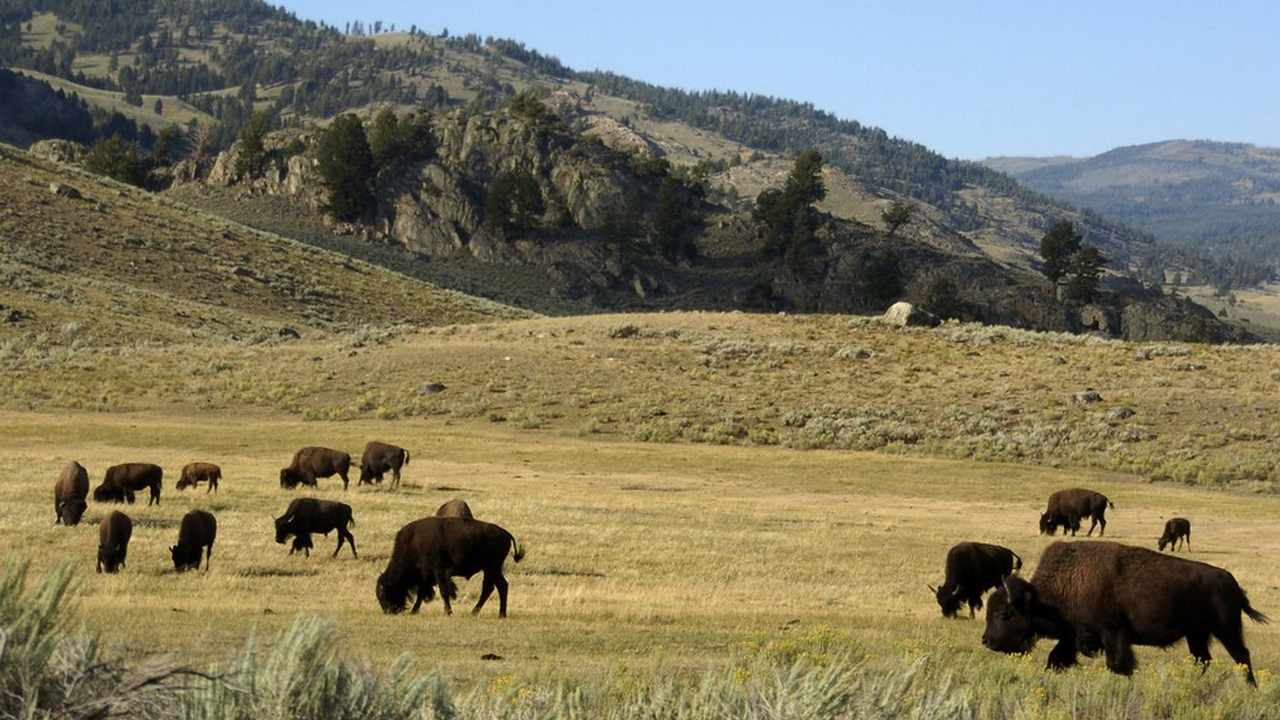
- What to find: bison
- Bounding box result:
[435,498,474,519]
[97,511,133,573]
[176,462,221,493]
[274,498,357,558]
[930,542,1023,618]
[1159,517,1192,552]
[982,541,1268,685]
[376,517,524,617]
[171,509,217,571]
[54,461,90,525]
[359,441,410,488]
[94,463,164,506]
[1039,488,1114,536]
[280,447,351,490]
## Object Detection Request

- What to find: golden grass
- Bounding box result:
[12,68,214,129]
[3,407,1280,696]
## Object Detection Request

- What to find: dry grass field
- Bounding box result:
[5,404,1280,716]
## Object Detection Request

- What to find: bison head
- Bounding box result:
[376,572,409,614]
[982,576,1039,654]
[930,584,964,618]
[274,515,293,545]
[279,468,295,488]
[170,544,199,572]
[61,499,88,525]
[1038,512,1057,535]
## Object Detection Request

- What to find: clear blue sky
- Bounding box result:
[286,0,1279,159]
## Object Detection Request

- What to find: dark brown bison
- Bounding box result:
[359,441,409,488]
[94,463,164,506]
[97,511,133,573]
[435,498,474,519]
[176,462,221,493]
[1159,517,1192,552]
[274,498,356,558]
[280,447,351,490]
[54,461,90,525]
[1039,488,1114,536]
[982,541,1268,685]
[376,517,524,617]
[171,509,217,571]
[930,542,1022,618]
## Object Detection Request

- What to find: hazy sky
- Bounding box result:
[289,1,1279,159]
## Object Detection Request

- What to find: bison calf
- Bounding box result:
[1159,518,1192,552]
[274,498,357,558]
[94,463,164,506]
[1039,488,1114,537]
[171,509,217,571]
[982,540,1268,685]
[177,462,221,493]
[435,498,474,519]
[97,511,133,573]
[930,542,1022,618]
[359,441,409,489]
[280,447,351,490]
[377,517,524,618]
[54,461,90,525]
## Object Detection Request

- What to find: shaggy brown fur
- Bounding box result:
[983,541,1267,685]
[280,447,351,490]
[376,517,523,617]
[930,542,1022,618]
[1039,488,1114,536]
[359,441,410,489]
[97,511,133,573]
[54,460,89,525]
[176,462,221,493]
[1159,517,1192,552]
[435,498,474,519]
[171,509,217,571]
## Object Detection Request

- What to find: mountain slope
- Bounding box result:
[0,143,527,347]
[984,140,1280,285]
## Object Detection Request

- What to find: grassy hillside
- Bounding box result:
[0,142,528,346]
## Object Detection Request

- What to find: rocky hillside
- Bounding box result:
[984,141,1280,286]
[0,142,525,349]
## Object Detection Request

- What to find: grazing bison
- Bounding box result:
[435,498,474,519]
[274,498,357,558]
[930,542,1023,618]
[982,541,1268,685]
[280,447,351,490]
[171,509,217,571]
[94,463,164,506]
[97,511,133,573]
[1159,517,1192,552]
[54,461,90,525]
[376,517,524,617]
[1039,488,1114,536]
[176,462,221,493]
[359,441,410,488]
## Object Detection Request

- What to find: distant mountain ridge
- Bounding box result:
[983,140,1280,287]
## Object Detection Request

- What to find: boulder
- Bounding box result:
[49,183,82,199]
[1073,389,1103,404]
[880,302,939,328]
[28,139,86,164]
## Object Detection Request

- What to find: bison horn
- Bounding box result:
[927,584,937,594]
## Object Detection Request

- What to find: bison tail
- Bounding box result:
[1244,600,1270,625]
[1108,500,1116,510]
[403,449,410,466]
[1011,552,1023,571]
[509,533,525,563]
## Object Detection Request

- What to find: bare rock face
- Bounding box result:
[28,139,86,164]
[1078,303,1119,334]
[49,182,82,199]
[881,301,939,328]
[583,115,664,158]
[1120,295,1252,343]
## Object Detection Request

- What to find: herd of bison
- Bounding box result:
[48,448,1267,684]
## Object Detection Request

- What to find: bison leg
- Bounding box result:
[1102,628,1136,676]
[495,572,510,618]
[342,528,357,559]
[1096,513,1106,536]
[391,467,401,489]
[1186,632,1212,668]
[473,572,496,616]
[1046,637,1079,671]
[205,544,212,572]
[340,470,350,491]
[411,582,431,614]
[1215,624,1257,686]
[435,569,454,615]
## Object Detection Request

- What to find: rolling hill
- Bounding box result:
[0,141,526,349]
[984,140,1280,287]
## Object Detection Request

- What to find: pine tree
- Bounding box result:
[881,200,914,237]
[317,114,375,221]
[485,170,544,235]
[234,110,270,178]
[1039,221,1082,283]
[85,135,147,187]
